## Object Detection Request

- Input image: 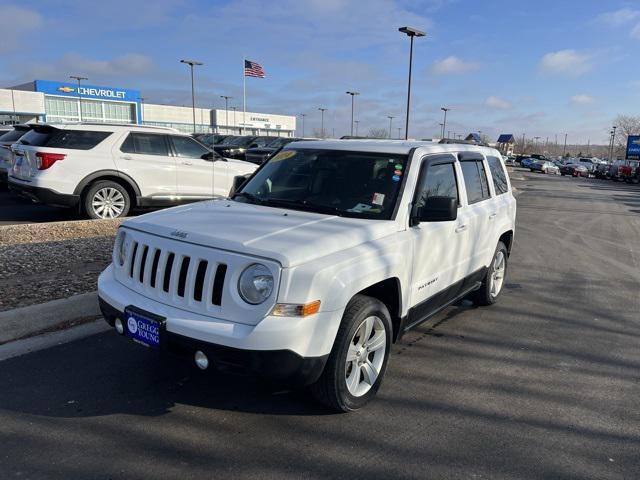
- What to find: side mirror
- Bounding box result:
[229,174,250,196]
[414,196,457,224]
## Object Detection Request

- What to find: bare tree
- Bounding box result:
[611,115,640,158]
[368,127,388,138]
[312,128,328,139]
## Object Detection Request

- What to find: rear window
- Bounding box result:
[120,133,169,156]
[0,127,30,143]
[19,128,111,150]
[460,160,491,204]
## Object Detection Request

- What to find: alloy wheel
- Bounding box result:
[92,187,126,219]
[345,316,387,397]
[490,251,506,297]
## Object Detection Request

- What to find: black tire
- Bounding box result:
[310,294,392,412]
[471,241,509,306]
[83,180,131,219]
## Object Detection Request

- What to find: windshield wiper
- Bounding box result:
[232,191,265,205]
[261,198,343,216]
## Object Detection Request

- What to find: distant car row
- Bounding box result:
[192,133,313,164]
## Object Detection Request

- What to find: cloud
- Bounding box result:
[595,8,640,26]
[431,56,479,75]
[485,96,512,109]
[570,94,595,105]
[0,5,43,52]
[540,49,592,76]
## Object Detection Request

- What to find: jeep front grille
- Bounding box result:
[127,240,227,306]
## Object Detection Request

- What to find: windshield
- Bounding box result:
[266,137,294,148]
[235,148,408,220]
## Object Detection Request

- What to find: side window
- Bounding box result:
[460,160,491,204]
[487,156,509,195]
[120,133,169,156]
[415,162,459,209]
[171,135,210,159]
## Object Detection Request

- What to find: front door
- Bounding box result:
[171,135,230,199]
[409,154,467,311]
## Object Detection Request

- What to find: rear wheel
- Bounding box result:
[471,241,508,306]
[83,180,130,219]
[310,295,392,412]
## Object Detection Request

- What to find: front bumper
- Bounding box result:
[98,265,340,386]
[8,178,80,207]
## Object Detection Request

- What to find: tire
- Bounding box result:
[310,294,392,412]
[471,241,508,306]
[83,180,131,219]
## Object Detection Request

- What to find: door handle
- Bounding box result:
[181,161,193,166]
[489,213,497,220]
[455,224,468,233]
[120,155,132,160]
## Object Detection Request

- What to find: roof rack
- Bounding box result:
[40,122,179,132]
[438,138,486,146]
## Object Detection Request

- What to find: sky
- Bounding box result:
[0,0,638,143]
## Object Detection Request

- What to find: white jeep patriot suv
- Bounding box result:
[9,123,257,219]
[98,140,516,411]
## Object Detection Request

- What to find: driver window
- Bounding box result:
[415,162,459,210]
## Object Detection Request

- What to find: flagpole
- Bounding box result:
[242,56,246,135]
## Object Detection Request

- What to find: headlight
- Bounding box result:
[238,263,274,304]
[115,230,128,266]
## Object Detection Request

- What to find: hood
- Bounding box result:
[123,200,398,268]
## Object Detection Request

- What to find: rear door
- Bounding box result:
[115,133,177,198]
[458,153,494,274]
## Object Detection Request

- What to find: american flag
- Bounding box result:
[244,60,266,78]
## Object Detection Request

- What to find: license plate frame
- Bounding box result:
[123,305,166,349]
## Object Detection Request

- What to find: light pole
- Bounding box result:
[440,107,450,139]
[346,91,359,136]
[387,116,395,138]
[399,26,426,140]
[231,106,237,133]
[220,95,232,134]
[180,59,203,133]
[355,120,360,136]
[563,133,568,156]
[521,133,526,154]
[397,127,402,139]
[534,136,541,150]
[70,75,88,122]
[609,126,617,161]
[318,108,327,138]
[300,113,306,137]
[439,123,444,138]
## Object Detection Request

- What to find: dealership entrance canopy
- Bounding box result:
[0,79,295,136]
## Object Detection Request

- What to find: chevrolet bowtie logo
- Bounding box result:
[57,86,75,93]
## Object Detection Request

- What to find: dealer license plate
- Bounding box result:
[124,307,164,348]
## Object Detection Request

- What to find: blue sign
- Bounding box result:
[626,135,640,160]
[34,79,141,103]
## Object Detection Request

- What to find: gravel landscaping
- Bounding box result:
[0,220,121,311]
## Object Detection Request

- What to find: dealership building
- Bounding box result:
[0,79,296,136]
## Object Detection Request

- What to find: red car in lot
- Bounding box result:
[560,163,589,177]
[619,160,640,184]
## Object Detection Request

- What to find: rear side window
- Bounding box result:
[170,135,210,158]
[19,128,111,150]
[0,127,30,143]
[121,133,169,156]
[487,156,509,195]
[460,160,491,204]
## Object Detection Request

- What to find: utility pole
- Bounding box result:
[180,59,203,133]
[69,75,88,122]
[220,95,232,134]
[346,91,359,136]
[387,116,394,138]
[354,120,360,136]
[399,27,426,139]
[563,133,568,156]
[318,108,327,138]
[300,113,306,137]
[441,107,450,138]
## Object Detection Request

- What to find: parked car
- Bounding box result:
[514,155,530,166]
[194,133,232,148]
[594,163,610,179]
[244,137,307,164]
[559,163,589,177]
[504,156,516,166]
[0,124,34,186]
[520,157,536,168]
[576,157,598,174]
[608,160,629,181]
[530,160,559,174]
[213,135,278,161]
[8,123,258,219]
[97,140,516,411]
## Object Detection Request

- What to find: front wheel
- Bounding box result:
[471,241,508,306]
[310,295,392,412]
[83,180,131,219]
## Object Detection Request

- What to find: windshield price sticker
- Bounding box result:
[372,193,385,205]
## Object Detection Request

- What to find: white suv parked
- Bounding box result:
[8,123,257,218]
[98,140,516,411]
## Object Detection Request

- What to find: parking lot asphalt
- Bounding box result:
[0,189,78,225]
[1,172,639,480]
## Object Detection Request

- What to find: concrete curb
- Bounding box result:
[0,291,100,345]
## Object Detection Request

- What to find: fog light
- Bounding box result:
[194,350,209,370]
[114,317,124,335]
